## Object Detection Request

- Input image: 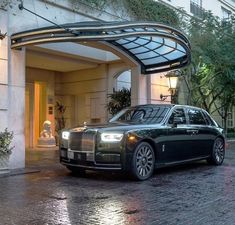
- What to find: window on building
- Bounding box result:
[221,107,234,128]
[221,7,231,20]
[115,70,131,91]
[191,0,202,6]
[190,0,204,18]
[90,97,102,124]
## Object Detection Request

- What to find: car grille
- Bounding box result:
[69,130,96,152]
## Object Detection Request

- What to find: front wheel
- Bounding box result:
[207,137,225,165]
[131,142,155,181]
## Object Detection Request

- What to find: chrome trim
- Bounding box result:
[97,153,121,157]
[68,150,95,154]
[11,22,188,40]
[160,156,209,167]
[61,162,122,170]
[11,31,189,49]
[68,131,96,161]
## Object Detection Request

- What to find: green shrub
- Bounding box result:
[0,128,14,156]
[107,88,131,115]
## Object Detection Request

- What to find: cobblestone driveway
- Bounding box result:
[0,143,235,225]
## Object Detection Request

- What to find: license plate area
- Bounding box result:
[67,151,74,159]
[68,151,85,161]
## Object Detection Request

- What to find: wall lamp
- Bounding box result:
[160,70,181,103]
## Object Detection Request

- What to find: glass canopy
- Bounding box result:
[11,21,191,74]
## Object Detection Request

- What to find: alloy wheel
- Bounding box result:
[214,138,225,164]
[132,142,155,180]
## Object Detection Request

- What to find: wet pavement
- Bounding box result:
[1,143,235,225]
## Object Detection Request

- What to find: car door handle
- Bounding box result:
[186,130,199,135]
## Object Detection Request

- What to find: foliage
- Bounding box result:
[125,0,180,26]
[0,128,14,156]
[55,101,66,133]
[107,88,131,115]
[0,0,12,10]
[182,12,235,131]
[72,0,107,9]
[71,0,179,26]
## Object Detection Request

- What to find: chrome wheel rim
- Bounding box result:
[214,139,225,163]
[136,145,154,178]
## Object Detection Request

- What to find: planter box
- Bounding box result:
[0,154,10,175]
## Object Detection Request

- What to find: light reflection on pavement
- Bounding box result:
[0,143,235,225]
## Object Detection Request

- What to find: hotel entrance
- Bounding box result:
[24,43,132,149]
[10,21,190,162]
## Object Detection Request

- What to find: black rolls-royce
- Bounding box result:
[60,104,225,180]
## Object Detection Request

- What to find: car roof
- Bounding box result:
[132,104,173,108]
[132,104,205,110]
[130,104,210,114]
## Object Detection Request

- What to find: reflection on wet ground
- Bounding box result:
[0,144,235,225]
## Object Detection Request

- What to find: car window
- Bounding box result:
[168,108,186,125]
[110,106,170,124]
[188,109,207,125]
[202,111,217,126]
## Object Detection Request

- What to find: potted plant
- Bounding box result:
[55,101,66,145]
[0,128,14,174]
[107,88,131,116]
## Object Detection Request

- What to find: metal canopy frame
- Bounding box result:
[11,21,191,74]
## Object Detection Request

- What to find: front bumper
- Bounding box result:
[60,148,123,171]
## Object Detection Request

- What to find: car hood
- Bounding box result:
[69,122,163,133]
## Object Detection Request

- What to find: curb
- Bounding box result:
[0,168,40,178]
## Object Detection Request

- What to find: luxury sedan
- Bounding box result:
[60,104,225,180]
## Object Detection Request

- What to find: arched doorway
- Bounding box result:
[115,70,131,91]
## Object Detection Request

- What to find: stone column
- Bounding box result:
[131,66,151,106]
[0,10,8,132]
[0,10,25,170]
[7,34,26,169]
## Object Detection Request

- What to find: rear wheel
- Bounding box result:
[131,142,155,181]
[207,137,225,165]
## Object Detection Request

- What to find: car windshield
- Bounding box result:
[109,105,170,124]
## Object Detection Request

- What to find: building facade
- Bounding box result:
[160,0,235,19]
[0,0,191,169]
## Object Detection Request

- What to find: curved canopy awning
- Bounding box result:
[11,21,191,74]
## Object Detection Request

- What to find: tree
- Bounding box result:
[71,0,180,27]
[182,12,235,132]
[125,0,180,27]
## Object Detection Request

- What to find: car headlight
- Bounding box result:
[101,133,123,142]
[62,131,70,140]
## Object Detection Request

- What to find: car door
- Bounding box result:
[186,108,212,158]
[162,107,191,163]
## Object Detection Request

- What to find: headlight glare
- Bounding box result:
[101,133,123,142]
[62,131,70,140]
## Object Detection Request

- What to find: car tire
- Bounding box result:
[66,166,86,176]
[207,137,225,165]
[131,142,155,181]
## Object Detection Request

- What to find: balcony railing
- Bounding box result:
[190,1,206,18]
